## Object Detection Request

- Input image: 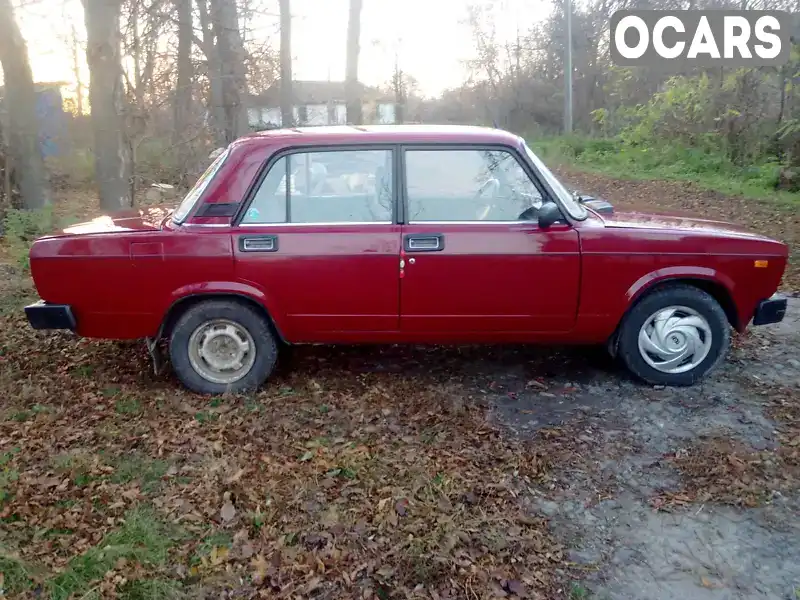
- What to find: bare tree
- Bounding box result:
[0,0,51,209]
[211,0,249,142]
[83,0,133,210]
[69,23,85,116]
[279,0,292,127]
[197,0,226,145]
[345,0,362,125]
[173,0,192,144]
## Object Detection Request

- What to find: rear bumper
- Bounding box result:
[24,301,76,331]
[752,294,788,326]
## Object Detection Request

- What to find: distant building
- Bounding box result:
[247,80,397,128]
[0,81,68,157]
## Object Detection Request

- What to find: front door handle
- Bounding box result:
[239,235,278,252]
[404,233,444,252]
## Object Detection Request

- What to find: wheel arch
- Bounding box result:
[608,274,739,357]
[159,292,287,344]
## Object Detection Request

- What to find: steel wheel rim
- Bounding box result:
[637,305,712,374]
[187,319,256,385]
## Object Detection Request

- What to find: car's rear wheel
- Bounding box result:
[617,285,731,386]
[169,299,277,394]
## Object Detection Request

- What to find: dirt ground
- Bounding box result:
[0,174,798,599]
[490,297,800,600]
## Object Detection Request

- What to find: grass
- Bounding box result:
[118,578,184,600]
[529,136,800,207]
[193,410,219,424]
[110,454,170,492]
[53,450,95,487]
[48,507,182,600]
[0,467,19,504]
[0,553,35,594]
[190,531,233,567]
[570,581,591,599]
[115,397,142,415]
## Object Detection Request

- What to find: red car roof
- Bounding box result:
[237,124,523,148]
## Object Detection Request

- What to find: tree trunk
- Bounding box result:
[345,0,362,125]
[83,0,132,211]
[71,23,84,115]
[0,0,51,209]
[196,0,227,146]
[279,0,293,128]
[173,0,192,144]
[210,0,249,142]
[131,0,143,109]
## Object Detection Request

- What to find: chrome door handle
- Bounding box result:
[404,233,444,252]
[239,235,278,252]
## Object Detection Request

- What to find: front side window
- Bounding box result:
[405,149,543,222]
[172,148,230,223]
[242,149,393,224]
[523,143,587,220]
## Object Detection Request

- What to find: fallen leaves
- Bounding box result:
[220,501,236,523]
[666,434,800,507]
[394,498,409,517]
[0,306,569,599]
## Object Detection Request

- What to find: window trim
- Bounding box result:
[399,143,558,225]
[523,142,587,221]
[172,147,231,225]
[233,144,399,227]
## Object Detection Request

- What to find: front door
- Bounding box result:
[234,146,401,342]
[399,146,580,335]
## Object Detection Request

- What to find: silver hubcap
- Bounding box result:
[188,319,256,384]
[638,306,712,374]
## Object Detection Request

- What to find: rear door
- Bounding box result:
[399,145,580,335]
[233,146,401,341]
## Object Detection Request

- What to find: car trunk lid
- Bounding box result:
[59,206,174,236]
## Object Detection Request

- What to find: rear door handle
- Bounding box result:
[239,235,278,252]
[404,233,444,252]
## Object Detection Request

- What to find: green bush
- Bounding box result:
[2,207,55,270]
[527,132,798,204]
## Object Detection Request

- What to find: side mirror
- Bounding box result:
[538,202,563,229]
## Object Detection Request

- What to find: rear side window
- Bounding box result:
[172,148,230,223]
[405,148,543,222]
[242,149,393,224]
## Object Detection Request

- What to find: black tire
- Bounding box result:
[169,299,277,395]
[617,284,731,386]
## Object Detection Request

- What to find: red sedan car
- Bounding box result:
[25,125,789,394]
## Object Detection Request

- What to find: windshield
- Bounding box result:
[172,148,230,224]
[523,143,587,220]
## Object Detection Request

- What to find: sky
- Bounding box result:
[12,0,547,99]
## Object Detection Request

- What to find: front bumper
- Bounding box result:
[24,301,76,331]
[752,294,788,326]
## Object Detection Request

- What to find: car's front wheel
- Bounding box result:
[169,299,278,394]
[617,285,731,386]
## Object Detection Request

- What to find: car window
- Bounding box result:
[242,149,393,224]
[523,143,587,220]
[172,148,230,223]
[405,149,543,222]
